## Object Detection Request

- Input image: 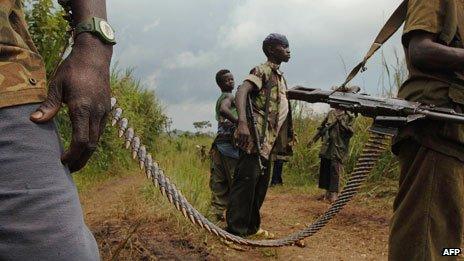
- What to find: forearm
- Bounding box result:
[71,0,108,21]
[409,33,464,72]
[70,0,113,58]
[219,105,238,124]
[235,82,254,124]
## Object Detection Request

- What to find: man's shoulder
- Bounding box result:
[327,109,337,117]
[249,62,273,77]
[217,92,234,106]
[221,93,234,101]
[326,110,338,122]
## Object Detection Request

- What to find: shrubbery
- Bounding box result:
[25,0,399,195]
[285,103,399,188]
[25,0,168,188]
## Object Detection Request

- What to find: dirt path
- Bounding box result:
[81,173,391,260]
[81,173,213,260]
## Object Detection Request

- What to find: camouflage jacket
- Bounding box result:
[0,0,47,108]
[243,61,294,160]
[319,110,354,162]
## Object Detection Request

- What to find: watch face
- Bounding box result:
[99,20,115,40]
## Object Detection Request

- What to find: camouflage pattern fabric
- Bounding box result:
[0,0,47,108]
[243,61,293,159]
[319,109,355,162]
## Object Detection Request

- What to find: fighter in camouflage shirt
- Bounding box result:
[0,0,113,259]
[316,109,354,203]
[227,33,294,237]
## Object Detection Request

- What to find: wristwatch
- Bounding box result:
[75,17,116,45]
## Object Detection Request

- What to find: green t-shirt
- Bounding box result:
[215,92,237,136]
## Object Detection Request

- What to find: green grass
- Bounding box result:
[25,0,402,199]
[135,113,400,231]
[70,69,168,191]
[284,109,399,189]
[141,134,214,219]
[135,110,400,214]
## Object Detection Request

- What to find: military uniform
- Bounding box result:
[209,92,239,220]
[318,109,354,193]
[0,1,47,108]
[390,0,464,259]
[226,61,293,236]
[0,2,99,260]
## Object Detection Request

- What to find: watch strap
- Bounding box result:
[74,17,116,45]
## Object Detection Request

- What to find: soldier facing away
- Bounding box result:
[227,33,294,237]
[389,0,464,259]
[311,108,354,203]
[0,0,113,259]
[209,69,239,221]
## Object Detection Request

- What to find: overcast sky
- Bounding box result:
[107,0,405,131]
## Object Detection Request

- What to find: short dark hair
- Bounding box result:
[215,69,231,86]
[262,33,289,57]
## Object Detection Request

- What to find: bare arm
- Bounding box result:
[30,0,113,173]
[219,96,238,124]
[234,81,255,148]
[236,82,255,124]
[70,0,113,59]
[408,31,464,72]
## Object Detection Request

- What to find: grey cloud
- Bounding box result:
[108,0,405,130]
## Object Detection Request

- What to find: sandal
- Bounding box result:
[254,228,275,239]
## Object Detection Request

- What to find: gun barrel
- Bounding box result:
[288,86,464,125]
[414,109,464,124]
[286,88,329,103]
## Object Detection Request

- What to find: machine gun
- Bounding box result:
[287,86,464,135]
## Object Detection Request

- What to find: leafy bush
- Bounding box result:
[25,0,69,77]
[25,1,168,188]
[284,102,399,188]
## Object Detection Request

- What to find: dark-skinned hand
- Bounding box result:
[30,34,112,173]
[235,121,252,151]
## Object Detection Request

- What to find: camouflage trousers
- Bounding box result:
[209,146,237,220]
[389,140,464,261]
